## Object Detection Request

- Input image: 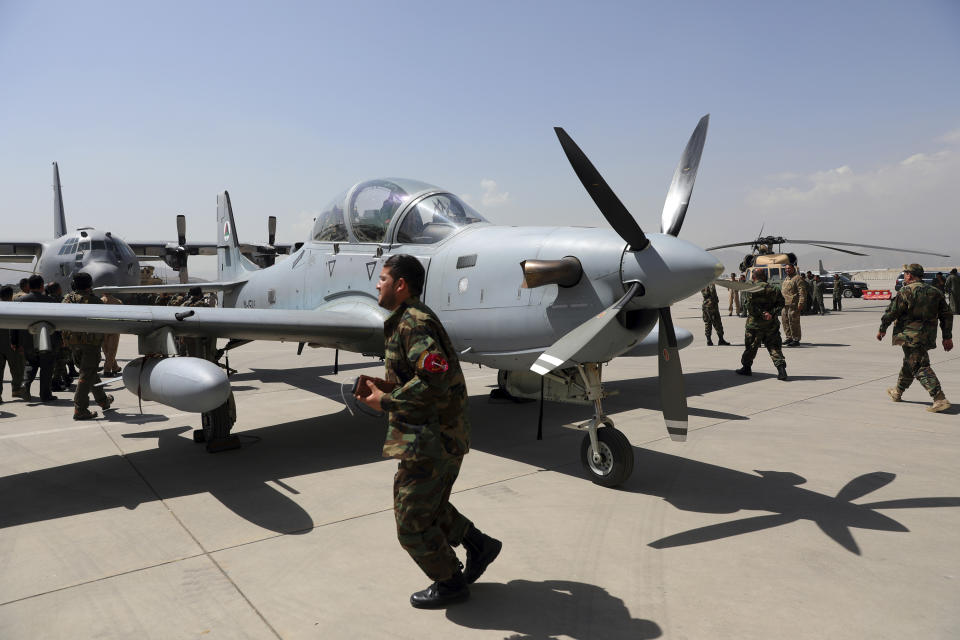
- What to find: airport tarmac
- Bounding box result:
[0,296,957,639]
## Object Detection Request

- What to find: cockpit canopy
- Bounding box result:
[311,178,488,245]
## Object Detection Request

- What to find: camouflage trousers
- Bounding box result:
[702,307,724,340]
[102,334,120,372]
[741,326,785,368]
[896,345,942,398]
[781,303,801,341]
[832,295,842,311]
[394,454,472,581]
[72,344,108,411]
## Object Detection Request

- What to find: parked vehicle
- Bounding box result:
[822,275,868,298]
[894,271,941,292]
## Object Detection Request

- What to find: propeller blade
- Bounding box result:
[786,239,949,258]
[268,216,277,246]
[176,214,187,247]
[661,114,709,237]
[657,307,688,442]
[531,282,642,375]
[554,127,649,251]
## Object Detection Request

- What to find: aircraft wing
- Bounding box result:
[0,242,43,263]
[95,280,247,295]
[0,299,388,354]
[127,242,293,258]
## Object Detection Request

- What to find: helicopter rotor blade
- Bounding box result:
[661,114,709,237]
[554,127,649,251]
[705,240,764,251]
[785,240,949,258]
[805,243,868,256]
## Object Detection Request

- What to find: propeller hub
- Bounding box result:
[621,234,724,308]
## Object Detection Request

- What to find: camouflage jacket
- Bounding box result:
[879,281,952,349]
[813,281,825,299]
[780,274,807,307]
[700,284,719,309]
[62,291,104,346]
[744,283,785,332]
[380,298,470,460]
[945,274,960,300]
[832,277,843,297]
[182,294,208,307]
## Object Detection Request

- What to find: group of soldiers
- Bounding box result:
[701,263,954,413]
[0,275,212,420]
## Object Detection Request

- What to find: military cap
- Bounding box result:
[903,263,924,277]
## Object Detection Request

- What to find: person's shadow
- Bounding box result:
[446,579,661,639]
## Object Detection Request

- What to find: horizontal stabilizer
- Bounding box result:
[95,280,247,295]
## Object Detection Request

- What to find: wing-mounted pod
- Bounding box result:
[520,256,582,289]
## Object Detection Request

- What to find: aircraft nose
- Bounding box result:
[80,264,118,288]
[621,235,725,307]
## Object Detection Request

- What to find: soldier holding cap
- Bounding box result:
[878,264,952,413]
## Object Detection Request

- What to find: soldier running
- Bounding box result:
[877,263,952,413]
[736,269,788,380]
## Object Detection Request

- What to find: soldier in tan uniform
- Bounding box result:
[727,273,741,316]
[100,291,123,377]
[780,265,807,346]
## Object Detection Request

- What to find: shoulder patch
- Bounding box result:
[417,352,449,374]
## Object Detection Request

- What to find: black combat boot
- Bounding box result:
[462,524,502,584]
[735,365,752,376]
[776,364,788,381]
[409,569,469,609]
[706,338,713,346]
[717,336,731,346]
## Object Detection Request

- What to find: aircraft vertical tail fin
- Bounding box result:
[217,191,258,281]
[818,259,827,276]
[53,162,67,238]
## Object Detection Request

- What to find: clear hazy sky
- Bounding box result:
[1,1,957,279]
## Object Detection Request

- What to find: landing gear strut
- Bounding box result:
[574,363,634,487]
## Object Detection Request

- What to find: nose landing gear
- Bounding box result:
[575,363,634,487]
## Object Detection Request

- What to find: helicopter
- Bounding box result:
[706,233,949,283]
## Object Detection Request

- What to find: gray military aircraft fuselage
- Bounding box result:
[5,118,723,487]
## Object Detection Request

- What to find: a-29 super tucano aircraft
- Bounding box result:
[1,117,723,488]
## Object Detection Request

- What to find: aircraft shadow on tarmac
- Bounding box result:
[446,579,661,639]
[1,373,956,556]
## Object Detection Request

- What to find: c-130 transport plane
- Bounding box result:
[1,117,723,488]
[0,162,292,292]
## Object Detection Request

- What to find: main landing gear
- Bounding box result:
[574,363,634,487]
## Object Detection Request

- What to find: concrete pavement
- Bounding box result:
[0,296,957,639]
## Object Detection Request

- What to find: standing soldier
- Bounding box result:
[44,282,71,392]
[17,275,59,402]
[802,272,815,315]
[13,278,29,301]
[738,274,748,317]
[878,264,952,412]
[812,275,826,315]
[945,268,960,315]
[701,283,730,346]
[727,273,741,316]
[100,291,124,377]
[0,285,24,402]
[933,272,946,294]
[62,273,113,420]
[832,274,843,311]
[780,265,807,346]
[355,255,501,608]
[736,269,788,380]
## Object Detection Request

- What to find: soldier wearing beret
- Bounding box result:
[878,264,953,413]
[356,254,501,609]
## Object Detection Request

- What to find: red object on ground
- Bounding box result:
[863,290,892,300]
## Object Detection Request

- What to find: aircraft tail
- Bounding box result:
[818,259,828,276]
[53,162,67,238]
[217,191,259,281]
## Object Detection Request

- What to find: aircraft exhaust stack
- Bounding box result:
[520,257,582,289]
[122,357,230,413]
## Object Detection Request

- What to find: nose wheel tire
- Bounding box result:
[580,425,634,488]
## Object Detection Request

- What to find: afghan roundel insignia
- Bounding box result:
[418,352,449,374]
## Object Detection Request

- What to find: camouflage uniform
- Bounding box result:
[832,275,843,311]
[62,292,110,412]
[100,293,123,375]
[780,273,806,342]
[945,272,960,315]
[741,283,786,369]
[727,280,741,316]
[812,278,826,315]
[800,275,813,315]
[0,322,23,399]
[879,280,953,399]
[180,294,215,359]
[381,298,473,582]
[700,284,725,343]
